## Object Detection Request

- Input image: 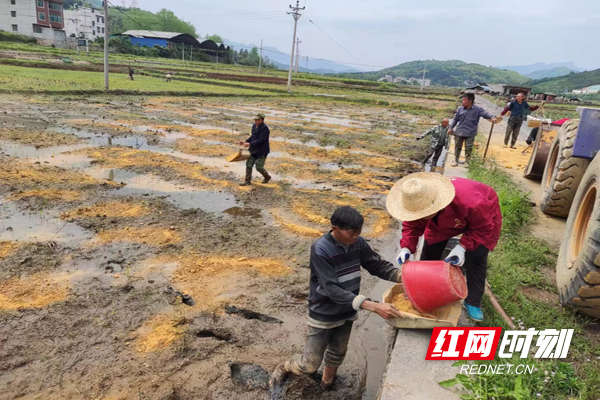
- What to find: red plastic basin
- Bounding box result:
[401,260,467,313]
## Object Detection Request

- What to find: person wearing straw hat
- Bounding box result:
[269,206,404,390]
[386,172,502,321]
[239,113,271,186]
[500,93,543,149]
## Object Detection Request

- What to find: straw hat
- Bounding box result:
[386,172,456,221]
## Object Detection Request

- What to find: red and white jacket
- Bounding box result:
[400,177,502,252]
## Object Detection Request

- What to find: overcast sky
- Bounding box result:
[139,0,600,71]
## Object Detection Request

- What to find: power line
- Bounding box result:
[306,17,366,67]
[185,11,287,18]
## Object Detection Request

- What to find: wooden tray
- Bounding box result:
[382,283,463,329]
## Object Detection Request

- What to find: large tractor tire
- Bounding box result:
[556,154,600,319]
[540,120,590,217]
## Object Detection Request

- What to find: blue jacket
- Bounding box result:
[246,123,270,158]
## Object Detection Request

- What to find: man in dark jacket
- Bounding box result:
[269,206,403,390]
[239,113,271,186]
[500,93,543,148]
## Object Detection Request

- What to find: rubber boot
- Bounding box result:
[321,366,338,390]
[259,169,271,184]
[239,167,252,186]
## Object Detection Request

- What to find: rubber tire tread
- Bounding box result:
[556,155,600,318]
[540,120,590,218]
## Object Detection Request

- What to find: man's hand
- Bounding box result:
[445,244,466,267]
[396,248,411,265]
[361,300,404,319]
[491,117,498,124]
[447,129,453,136]
[242,143,250,148]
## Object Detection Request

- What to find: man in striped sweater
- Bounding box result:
[269,206,403,390]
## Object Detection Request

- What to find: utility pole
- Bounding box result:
[103,0,109,91]
[287,0,304,92]
[258,39,263,74]
[182,44,185,62]
[420,60,427,92]
[190,44,193,61]
[295,38,301,73]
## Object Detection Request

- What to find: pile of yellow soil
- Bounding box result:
[391,293,435,319]
[11,189,84,202]
[134,314,185,353]
[95,227,181,246]
[62,202,148,219]
[0,273,69,310]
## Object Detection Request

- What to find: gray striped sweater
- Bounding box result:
[308,232,400,324]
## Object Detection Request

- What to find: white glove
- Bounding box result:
[396,248,412,265]
[445,244,466,267]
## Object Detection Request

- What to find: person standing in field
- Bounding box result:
[448,93,497,167]
[501,92,543,148]
[417,118,450,171]
[128,67,135,81]
[269,206,403,390]
[239,113,271,186]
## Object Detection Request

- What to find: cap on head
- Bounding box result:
[254,113,266,120]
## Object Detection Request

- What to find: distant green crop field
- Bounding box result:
[0,64,268,95]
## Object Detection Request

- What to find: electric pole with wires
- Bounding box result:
[258,39,263,74]
[287,0,304,92]
[103,0,109,91]
[295,38,301,73]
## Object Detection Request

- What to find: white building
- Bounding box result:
[63,6,104,40]
[0,0,66,42]
[407,77,431,87]
[378,75,393,82]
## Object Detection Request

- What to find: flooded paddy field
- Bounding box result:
[0,93,450,400]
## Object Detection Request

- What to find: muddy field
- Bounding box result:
[0,93,439,399]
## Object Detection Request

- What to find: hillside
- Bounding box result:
[526,66,576,80]
[108,7,197,37]
[336,60,530,87]
[495,62,584,75]
[532,69,600,93]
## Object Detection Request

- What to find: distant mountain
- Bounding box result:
[526,67,577,80]
[496,62,585,76]
[532,69,600,93]
[224,40,362,74]
[334,60,530,87]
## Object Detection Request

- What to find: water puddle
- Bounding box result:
[0,201,93,244]
[87,168,238,213]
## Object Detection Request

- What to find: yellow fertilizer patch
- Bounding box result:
[134,314,184,353]
[272,210,323,238]
[174,139,234,158]
[0,241,19,260]
[0,159,115,187]
[10,189,84,202]
[484,144,530,170]
[0,273,69,310]
[95,227,181,246]
[0,128,82,148]
[76,147,230,188]
[62,202,148,219]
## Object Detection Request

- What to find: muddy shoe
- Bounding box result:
[239,181,251,186]
[269,364,289,388]
[262,176,271,184]
[320,380,334,391]
[451,161,458,167]
[510,145,517,149]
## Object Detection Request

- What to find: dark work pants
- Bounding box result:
[420,240,489,307]
[454,136,475,163]
[505,116,524,146]
[423,145,445,168]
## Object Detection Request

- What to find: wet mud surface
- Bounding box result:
[0,94,431,400]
